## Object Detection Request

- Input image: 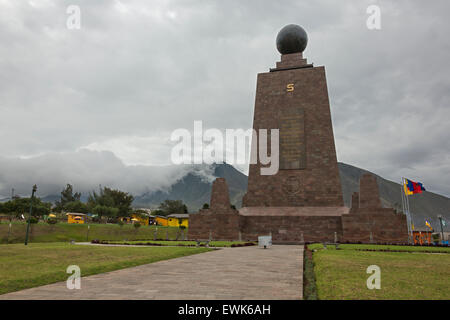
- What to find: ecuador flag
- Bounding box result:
[403,178,426,196]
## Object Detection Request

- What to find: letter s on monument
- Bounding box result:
[286,83,294,92]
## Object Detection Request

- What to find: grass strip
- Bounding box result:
[303,245,318,300]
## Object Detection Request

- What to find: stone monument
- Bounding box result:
[243,24,343,208]
[188,24,408,244]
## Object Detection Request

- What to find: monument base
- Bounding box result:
[188,174,409,245]
[342,209,408,244]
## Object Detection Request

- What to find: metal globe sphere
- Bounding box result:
[276,24,308,54]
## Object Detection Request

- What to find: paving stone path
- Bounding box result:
[0,245,303,300]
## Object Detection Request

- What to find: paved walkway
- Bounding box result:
[0,245,303,300]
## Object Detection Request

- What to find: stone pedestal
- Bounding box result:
[188,178,240,241]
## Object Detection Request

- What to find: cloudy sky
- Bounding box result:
[1,0,449,198]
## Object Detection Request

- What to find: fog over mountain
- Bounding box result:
[0,149,216,198]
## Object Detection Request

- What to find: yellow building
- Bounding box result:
[66,213,86,224]
[155,215,168,226]
[155,214,189,228]
[167,214,189,227]
[131,214,149,226]
[121,214,150,226]
[154,214,189,227]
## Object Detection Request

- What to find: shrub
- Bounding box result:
[303,246,318,300]
[47,218,57,225]
[133,222,141,229]
[117,220,124,227]
[29,216,39,224]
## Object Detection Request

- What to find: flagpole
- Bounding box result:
[401,177,412,244]
[406,183,413,239]
[401,178,408,239]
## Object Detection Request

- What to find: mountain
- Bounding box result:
[133,163,247,211]
[134,162,449,232]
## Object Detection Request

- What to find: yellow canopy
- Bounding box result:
[49,214,56,218]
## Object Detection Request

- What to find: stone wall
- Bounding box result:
[210,178,231,210]
[189,174,409,244]
[341,173,408,244]
[342,209,408,244]
[240,215,342,243]
[188,209,240,241]
[188,178,241,241]
[350,192,359,214]
[358,174,382,209]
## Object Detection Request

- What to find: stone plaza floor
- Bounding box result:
[0,244,303,300]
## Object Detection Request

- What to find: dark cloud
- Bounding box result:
[0,0,449,197]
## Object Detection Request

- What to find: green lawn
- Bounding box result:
[105,240,256,247]
[0,242,211,295]
[309,243,450,253]
[0,222,183,244]
[309,244,450,300]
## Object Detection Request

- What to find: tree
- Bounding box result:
[157,200,188,216]
[0,201,15,221]
[0,197,51,218]
[133,209,148,219]
[87,189,113,209]
[202,203,209,209]
[64,200,88,213]
[91,205,119,219]
[151,209,165,216]
[54,184,82,212]
[105,188,134,217]
[87,187,134,218]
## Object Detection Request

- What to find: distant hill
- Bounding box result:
[134,162,449,232]
[133,163,247,211]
